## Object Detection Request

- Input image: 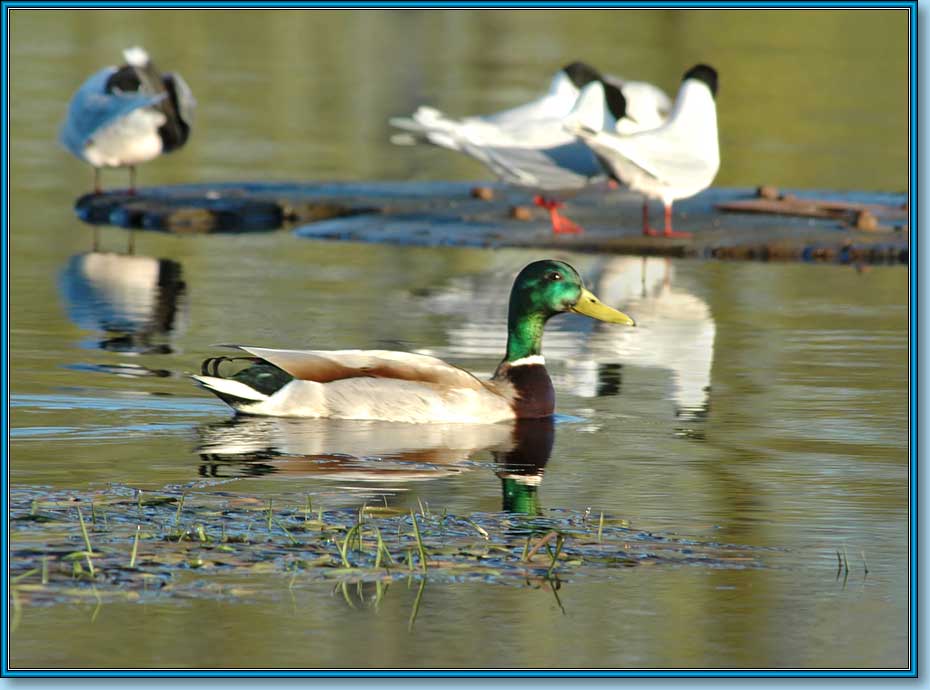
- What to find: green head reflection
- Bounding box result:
[494,418,554,515]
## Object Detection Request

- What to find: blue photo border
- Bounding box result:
[0,0,917,679]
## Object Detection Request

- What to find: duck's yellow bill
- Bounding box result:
[571,288,636,326]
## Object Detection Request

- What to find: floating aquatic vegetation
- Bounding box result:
[8,486,771,612]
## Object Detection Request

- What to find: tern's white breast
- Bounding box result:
[83,107,166,168]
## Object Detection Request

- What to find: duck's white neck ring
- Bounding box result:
[508,355,546,367]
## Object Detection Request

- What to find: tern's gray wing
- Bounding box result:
[464,141,605,191]
[59,67,166,158]
[585,128,717,189]
[164,71,196,125]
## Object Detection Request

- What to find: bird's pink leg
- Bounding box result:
[93,168,102,195]
[662,202,692,238]
[128,166,137,196]
[534,196,583,235]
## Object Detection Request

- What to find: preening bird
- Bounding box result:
[60,46,195,194]
[604,75,672,135]
[570,64,720,238]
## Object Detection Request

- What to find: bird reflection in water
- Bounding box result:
[196,416,510,506]
[494,418,553,515]
[59,251,187,356]
[196,416,554,514]
[577,256,714,424]
[415,255,715,425]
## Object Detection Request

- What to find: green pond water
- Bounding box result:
[8,8,909,671]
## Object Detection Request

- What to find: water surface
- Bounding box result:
[8,8,909,671]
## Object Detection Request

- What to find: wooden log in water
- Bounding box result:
[716,192,908,227]
[72,182,909,264]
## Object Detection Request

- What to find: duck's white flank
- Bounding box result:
[192,371,516,424]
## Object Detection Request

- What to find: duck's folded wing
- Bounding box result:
[230,346,490,391]
[59,67,166,156]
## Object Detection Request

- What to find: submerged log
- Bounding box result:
[73,182,909,264]
[75,186,378,233]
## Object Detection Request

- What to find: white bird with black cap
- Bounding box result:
[390,62,657,235]
[60,46,195,194]
[569,64,720,238]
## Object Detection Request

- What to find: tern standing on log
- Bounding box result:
[570,64,720,238]
[60,47,195,194]
[390,62,665,235]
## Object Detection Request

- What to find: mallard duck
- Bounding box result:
[193,259,635,423]
[570,64,720,238]
[60,46,195,194]
[390,62,651,235]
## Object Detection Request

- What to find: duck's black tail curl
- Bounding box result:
[200,355,263,378]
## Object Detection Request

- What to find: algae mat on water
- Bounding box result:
[9,485,771,614]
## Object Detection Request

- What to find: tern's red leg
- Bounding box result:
[128,166,137,196]
[534,196,583,234]
[662,202,692,238]
[642,199,660,236]
[93,168,102,195]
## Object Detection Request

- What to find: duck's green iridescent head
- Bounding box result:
[504,259,635,362]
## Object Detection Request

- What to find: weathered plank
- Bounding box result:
[716,187,908,231]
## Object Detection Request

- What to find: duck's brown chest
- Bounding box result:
[496,363,555,419]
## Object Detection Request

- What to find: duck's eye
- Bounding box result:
[547,272,563,282]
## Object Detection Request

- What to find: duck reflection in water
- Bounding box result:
[196,416,554,514]
[197,417,510,482]
[416,255,714,422]
[59,251,187,356]
[494,418,553,515]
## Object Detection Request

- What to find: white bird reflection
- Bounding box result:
[415,256,715,420]
[196,416,554,513]
[59,251,187,355]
